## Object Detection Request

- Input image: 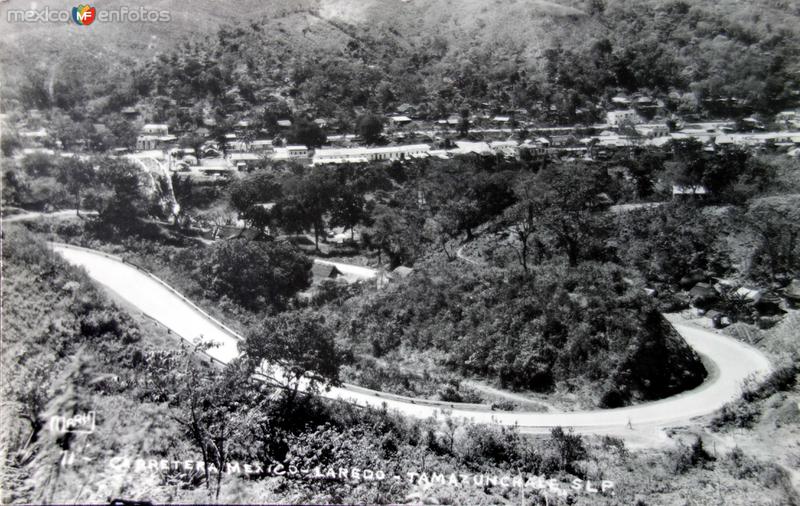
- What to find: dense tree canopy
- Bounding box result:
[185,239,312,311]
[336,259,706,405]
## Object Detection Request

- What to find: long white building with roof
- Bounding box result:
[312,144,430,165]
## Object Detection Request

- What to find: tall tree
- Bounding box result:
[363,205,423,269]
[278,169,336,251]
[746,198,800,281]
[90,158,149,230]
[288,119,326,148]
[329,183,372,241]
[194,239,312,310]
[229,172,282,231]
[356,114,384,145]
[458,108,470,137]
[145,347,263,500]
[179,133,206,160]
[56,157,95,216]
[241,312,340,410]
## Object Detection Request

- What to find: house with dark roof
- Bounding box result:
[689,282,718,308]
[392,266,413,279]
[784,279,800,308]
[312,263,342,284]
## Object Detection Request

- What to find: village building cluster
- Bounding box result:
[8,90,800,188]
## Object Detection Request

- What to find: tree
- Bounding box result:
[229,172,282,231]
[438,197,481,241]
[2,169,28,206]
[145,346,264,500]
[362,205,423,269]
[288,119,326,148]
[277,169,336,251]
[1,128,21,157]
[194,239,312,310]
[746,198,800,281]
[329,184,372,241]
[56,157,95,216]
[458,108,470,137]
[20,153,58,178]
[210,116,234,156]
[615,202,729,284]
[523,165,610,267]
[627,150,663,199]
[356,113,384,145]
[548,427,587,474]
[423,215,458,261]
[588,0,606,15]
[617,118,642,143]
[7,352,53,446]
[667,138,708,191]
[504,198,545,274]
[105,113,139,150]
[274,195,313,237]
[18,66,51,109]
[241,312,340,410]
[180,133,206,160]
[90,158,150,231]
[172,173,194,213]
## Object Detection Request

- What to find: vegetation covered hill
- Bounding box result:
[330,260,707,407]
[3,0,799,133]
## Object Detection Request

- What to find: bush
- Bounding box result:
[491,400,517,411]
[745,364,799,402]
[725,447,762,479]
[710,401,760,430]
[453,424,540,472]
[670,437,715,474]
[544,427,587,475]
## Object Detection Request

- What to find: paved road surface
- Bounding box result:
[52,243,772,440]
[2,209,96,223]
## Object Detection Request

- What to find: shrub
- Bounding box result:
[670,437,715,474]
[453,424,540,472]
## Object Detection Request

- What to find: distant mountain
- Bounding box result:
[2,0,798,120]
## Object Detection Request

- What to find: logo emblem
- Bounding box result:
[72,5,96,25]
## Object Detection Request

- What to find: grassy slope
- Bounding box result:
[0,227,191,503]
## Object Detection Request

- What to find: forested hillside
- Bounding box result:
[330,260,707,407]
[3,0,799,132]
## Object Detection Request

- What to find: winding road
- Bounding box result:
[51,242,772,442]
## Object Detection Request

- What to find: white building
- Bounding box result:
[142,124,169,136]
[489,141,519,157]
[388,115,413,125]
[228,153,262,170]
[453,141,492,155]
[312,144,430,165]
[286,145,309,158]
[136,134,177,151]
[136,135,159,151]
[611,96,631,106]
[673,185,709,196]
[251,140,275,152]
[19,128,49,141]
[606,110,642,126]
[271,145,309,160]
[635,123,670,138]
